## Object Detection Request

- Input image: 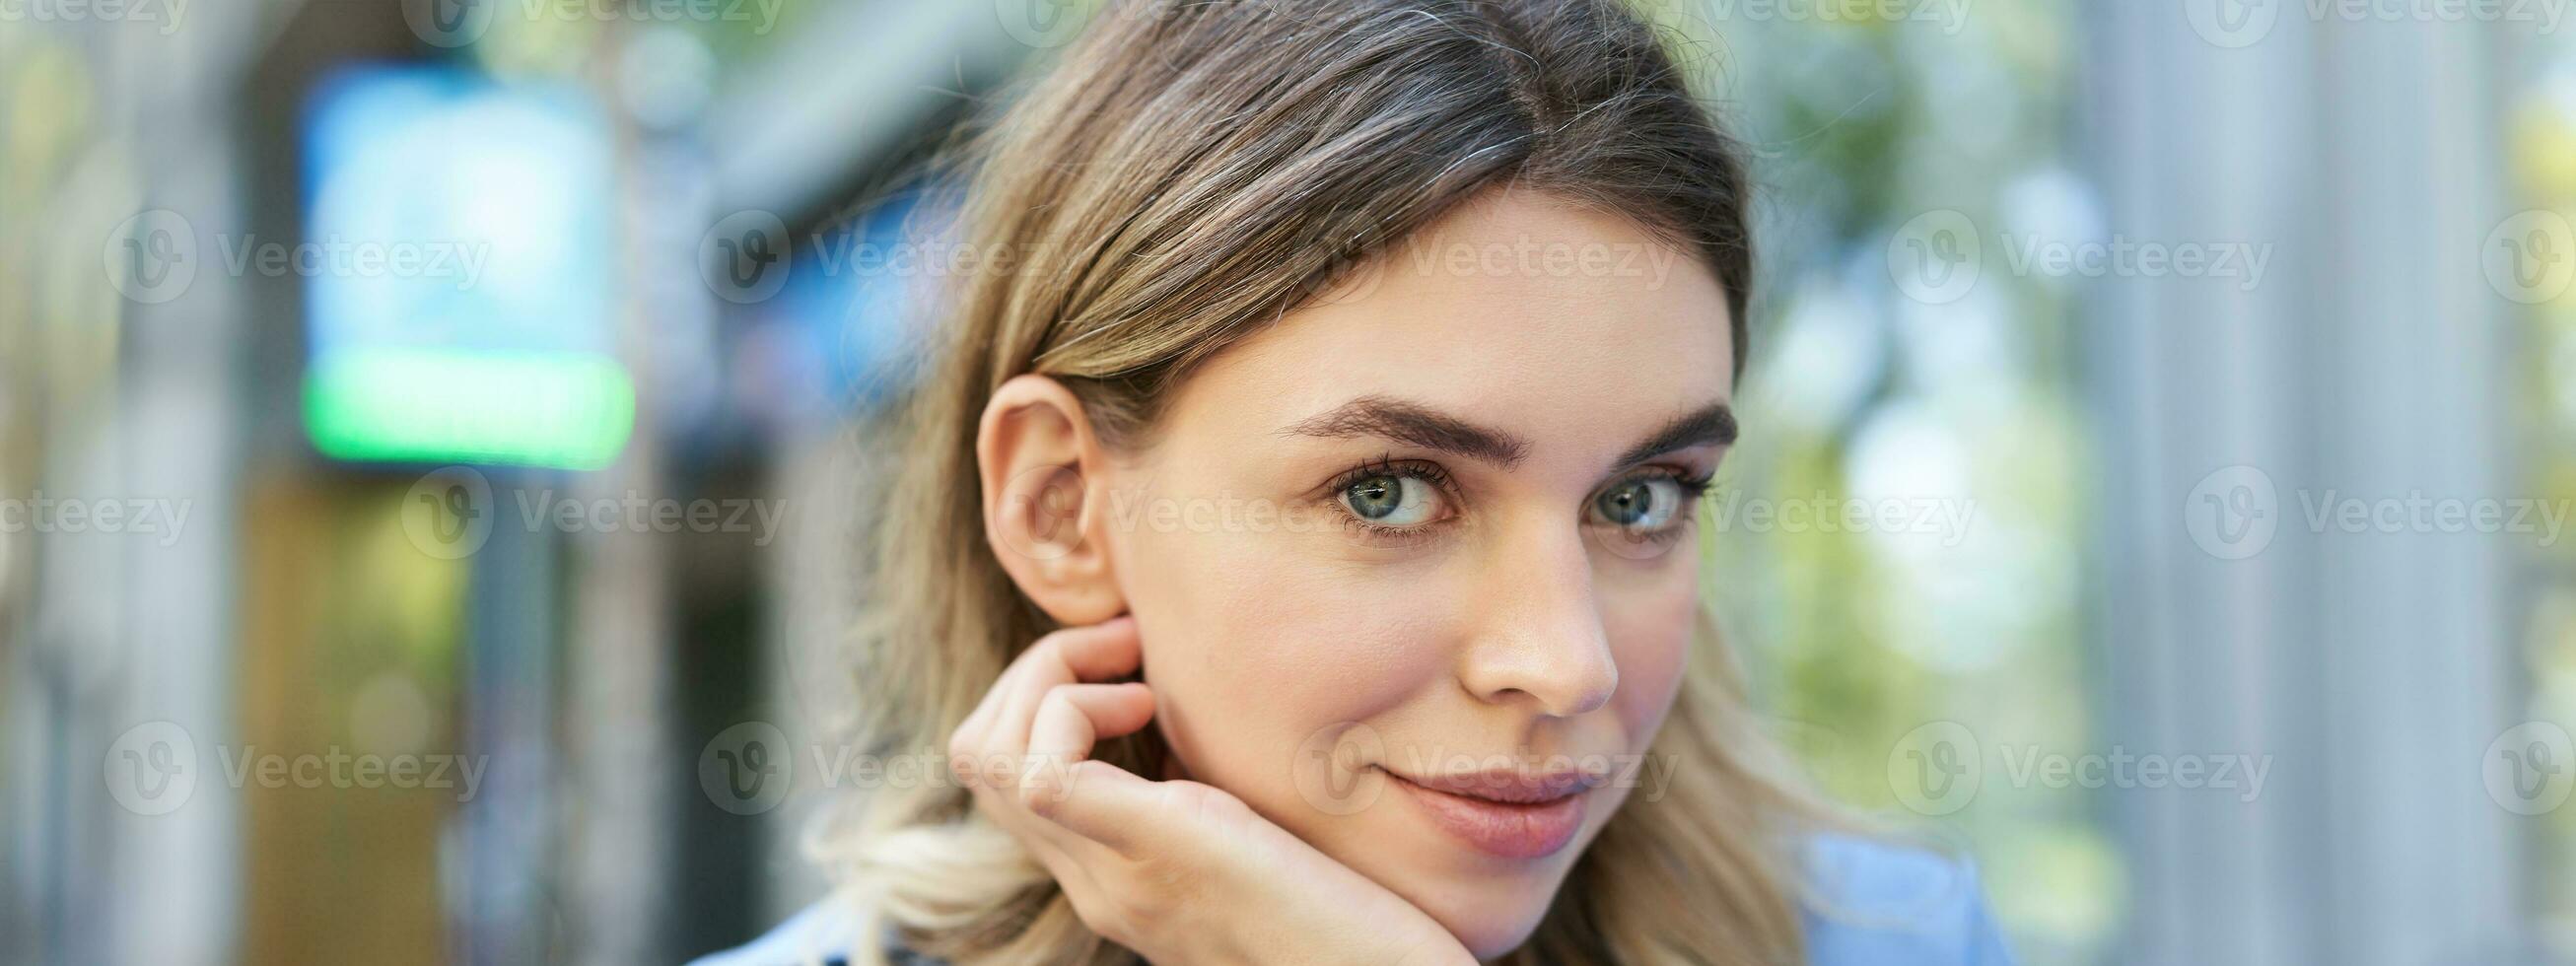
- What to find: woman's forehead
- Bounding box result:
[1163,195,1736,455]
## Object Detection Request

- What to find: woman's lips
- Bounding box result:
[1380,767,1594,860]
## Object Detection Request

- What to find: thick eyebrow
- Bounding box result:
[1610,401,1738,469]
[1279,394,1530,468]
[1278,395,1737,472]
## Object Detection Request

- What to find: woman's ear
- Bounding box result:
[976,374,1128,625]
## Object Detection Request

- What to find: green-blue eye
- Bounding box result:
[1343,473,1441,526]
[1592,477,1684,529]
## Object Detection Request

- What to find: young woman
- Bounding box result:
[704,0,2013,962]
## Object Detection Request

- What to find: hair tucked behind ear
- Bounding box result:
[810,2,1845,963]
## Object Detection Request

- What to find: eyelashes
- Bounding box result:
[1320,452,1713,547]
[1326,454,1458,543]
[1325,453,1456,504]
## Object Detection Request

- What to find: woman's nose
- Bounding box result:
[1455,528,1619,718]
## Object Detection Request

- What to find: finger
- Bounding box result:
[1006,824,1125,943]
[952,617,1138,780]
[1047,614,1145,682]
[949,653,1029,778]
[949,687,1007,785]
[1026,758,1165,858]
[1027,683,1155,769]
[988,617,1143,759]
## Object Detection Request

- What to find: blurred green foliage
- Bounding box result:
[1636,1,2114,960]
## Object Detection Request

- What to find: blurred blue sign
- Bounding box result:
[302,65,632,469]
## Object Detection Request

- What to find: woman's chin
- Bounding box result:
[1383,862,1569,960]
[1429,895,1551,961]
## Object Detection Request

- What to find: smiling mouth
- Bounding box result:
[1378,767,1600,860]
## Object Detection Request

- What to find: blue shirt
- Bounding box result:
[694,833,2015,965]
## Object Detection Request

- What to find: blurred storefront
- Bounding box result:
[3,2,1035,962]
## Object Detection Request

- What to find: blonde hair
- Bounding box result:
[813,1,1844,962]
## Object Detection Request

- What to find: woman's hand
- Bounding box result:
[948,616,1477,966]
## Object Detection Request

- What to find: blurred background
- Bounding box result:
[0,0,2566,963]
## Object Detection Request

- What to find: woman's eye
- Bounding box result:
[1342,473,1442,526]
[1592,477,1684,529]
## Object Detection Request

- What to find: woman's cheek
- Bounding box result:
[1122,521,1438,779]
[1600,552,1699,748]
[1201,546,1447,715]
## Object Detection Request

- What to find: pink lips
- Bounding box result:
[1382,767,1599,860]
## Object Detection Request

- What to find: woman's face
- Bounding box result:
[1100,192,1735,957]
